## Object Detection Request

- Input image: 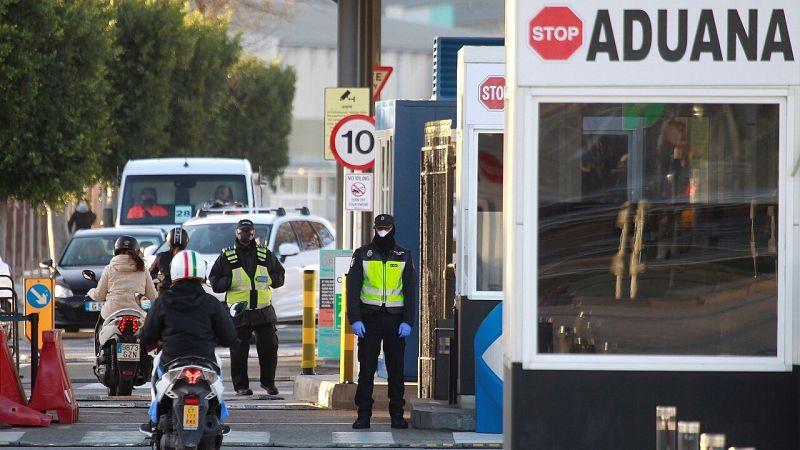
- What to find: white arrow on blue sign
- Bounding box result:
[26,284,52,308]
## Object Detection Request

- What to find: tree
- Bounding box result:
[0,0,115,204]
[168,12,241,155]
[104,0,194,179]
[214,56,295,181]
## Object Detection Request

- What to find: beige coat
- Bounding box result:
[89,254,157,318]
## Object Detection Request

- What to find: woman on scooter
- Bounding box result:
[89,235,158,354]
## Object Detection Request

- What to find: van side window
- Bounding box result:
[290,221,321,251]
[310,222,334,247]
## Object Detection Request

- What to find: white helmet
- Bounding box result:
[170,250,207,284]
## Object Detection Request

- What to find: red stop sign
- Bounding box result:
[479,76,505,111]
[529,6,583,60]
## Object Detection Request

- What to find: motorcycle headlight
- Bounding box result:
[55,283,73,299]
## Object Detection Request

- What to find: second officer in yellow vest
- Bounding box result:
[346,214,417,429]
[209,219,285,396]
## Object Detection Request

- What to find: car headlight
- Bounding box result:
[55,283,73,299]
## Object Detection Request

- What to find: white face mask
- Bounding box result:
[377,230,390,238]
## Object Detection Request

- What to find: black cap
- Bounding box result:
[374,214,394,228]
[236,219,254,230]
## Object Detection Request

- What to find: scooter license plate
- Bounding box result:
[116,343,140,361]
[84,301,103,312]
[183,405,199,430]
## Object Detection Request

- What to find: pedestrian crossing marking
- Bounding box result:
[0,432,24,444]
[79,431,145,445]
[453,432,503,444]
[224,431,271,445]
[333,431,395,444]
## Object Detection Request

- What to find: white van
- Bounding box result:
[116,158,262,228]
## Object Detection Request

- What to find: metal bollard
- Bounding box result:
[339,274,354,383]
[301,269,317,375]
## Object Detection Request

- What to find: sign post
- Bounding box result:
[345,173,373,211]
[24,277,54,349]
[324,88,371,160]
[330,114,377,171]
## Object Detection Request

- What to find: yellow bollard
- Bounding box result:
[339,274,355,383]
[301,269,317,375]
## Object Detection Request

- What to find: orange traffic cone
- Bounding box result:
[0,328,26,405]
[0,393,50,427]
[28,330,79,424]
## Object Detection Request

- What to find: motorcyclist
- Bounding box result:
[139,249,238,435]
[149,227,189,294]
[89,236,157,355]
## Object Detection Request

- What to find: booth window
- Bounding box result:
[537,103,778,356]
[476,133,504,292]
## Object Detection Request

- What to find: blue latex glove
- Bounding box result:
[398,322,411,338]
[352,321,366,338]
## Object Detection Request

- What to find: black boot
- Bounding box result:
[390,416,408,429]
[352,416,370,429]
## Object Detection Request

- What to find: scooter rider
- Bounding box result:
[139,250,238,435]
[149,227,189,293]
[89,236,158,355]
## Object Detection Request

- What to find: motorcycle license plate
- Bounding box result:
[183,405,199,430]
[116,343,140,361]
[84,301,103,312]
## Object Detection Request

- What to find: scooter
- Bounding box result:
[150,356,226,450]
[82,269,153,396]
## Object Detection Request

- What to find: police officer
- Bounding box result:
[209,219,285,396]
[346,214,417,429]
[149,227,188,294]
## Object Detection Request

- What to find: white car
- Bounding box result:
[147,207,335,322]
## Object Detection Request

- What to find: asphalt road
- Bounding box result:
[3,324,502,449]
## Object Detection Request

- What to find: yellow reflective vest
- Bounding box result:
[360,249,406,308]
[224,245,272,309]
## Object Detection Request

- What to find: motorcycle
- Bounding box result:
[150,355,226,450]
[82,269,153,396]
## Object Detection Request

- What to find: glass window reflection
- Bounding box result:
[538,103,778,356]
[476,133,504,292]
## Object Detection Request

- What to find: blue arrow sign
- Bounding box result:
[26,284,52,308]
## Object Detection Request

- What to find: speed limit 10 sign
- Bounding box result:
[330,114,376,170]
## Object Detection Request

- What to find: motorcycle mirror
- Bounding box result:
[82,269,97,282]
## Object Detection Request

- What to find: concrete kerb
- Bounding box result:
[294,374,422,411]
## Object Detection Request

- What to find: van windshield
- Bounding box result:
[120,175,249,226]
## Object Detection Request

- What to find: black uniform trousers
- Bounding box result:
[229,321,278,390]
[355,308,405,418]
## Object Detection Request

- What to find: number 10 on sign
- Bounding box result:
[330,114,376,171]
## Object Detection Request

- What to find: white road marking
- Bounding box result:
[453,432,503,444]
[79,431,145,445]
[333,431,395,444]
[224,431,271,445]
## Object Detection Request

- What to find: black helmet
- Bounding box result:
[114,235,139,255]
[166,227,188,250]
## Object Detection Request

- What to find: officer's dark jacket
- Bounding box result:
[346,242,417,326]
[140,280,237,365]
[149,250,174,293]
[208,240,285,326]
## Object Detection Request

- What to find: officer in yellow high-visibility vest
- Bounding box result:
[209,219,285,396]
[346,214,417,430]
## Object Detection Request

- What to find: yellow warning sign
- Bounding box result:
[324,87,370,160]
[24,277,54,349]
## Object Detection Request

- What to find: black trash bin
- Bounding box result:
[433,319,454,401]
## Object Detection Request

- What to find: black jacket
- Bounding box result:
[346,241,417,326]
[208,240,285,326]
[149,250,174,293]
[140,280,237,365]
[68,210,96,233]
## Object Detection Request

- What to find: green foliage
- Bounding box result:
[0,0,115,205]
[215,56,296,181]
[104,0,193,178]
[168,12,241,155]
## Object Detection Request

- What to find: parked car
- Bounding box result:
[147,207,335,322]
[44,228,164,331]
